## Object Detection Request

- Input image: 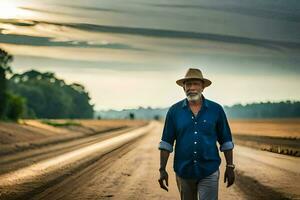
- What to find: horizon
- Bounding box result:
[96,99,299,112]
[1,0,300,110]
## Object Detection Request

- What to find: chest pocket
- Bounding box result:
[199,119,216,134]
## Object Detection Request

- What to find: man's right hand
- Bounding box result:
[158,169,169,191]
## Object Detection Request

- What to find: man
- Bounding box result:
[158,68,235,200]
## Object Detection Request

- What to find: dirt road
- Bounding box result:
[0,121,299,200]
[26,123,249,200]
[234,145,300,199]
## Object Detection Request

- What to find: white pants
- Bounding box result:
[176,169,220,200]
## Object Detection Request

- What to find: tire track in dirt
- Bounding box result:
[0,123,154,200]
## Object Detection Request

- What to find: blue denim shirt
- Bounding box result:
[158,96,234,180]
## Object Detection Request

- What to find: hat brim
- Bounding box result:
[176,77,212,88]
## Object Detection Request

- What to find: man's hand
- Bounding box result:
[158,169,169,191]
[224,167,235,187]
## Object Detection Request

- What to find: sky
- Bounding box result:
[0,0,299,110]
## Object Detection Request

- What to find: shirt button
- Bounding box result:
[194,142,197,144]
[195,122,197,124]
[194,131,197,134]
[203,119,206,122]
[194,160,197,163]
[192,116,194,119]
[194,151,197,154]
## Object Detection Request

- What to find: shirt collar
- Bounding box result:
[182,95,209,108]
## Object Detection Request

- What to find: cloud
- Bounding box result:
[10,54,155,72]
[64,23,300,51]
[18,6,79,17]
[1,19,300,52]
[0,19,145,51]
[56,4,122,13]
[0,33,144,50]
[0,1,299,109]
[18,5,123,18]
[143,3,300,23]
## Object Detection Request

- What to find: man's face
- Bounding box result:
[183,79,204,101]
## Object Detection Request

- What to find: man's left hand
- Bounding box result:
[224,167,235,187]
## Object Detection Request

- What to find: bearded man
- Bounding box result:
[158,68,235,200]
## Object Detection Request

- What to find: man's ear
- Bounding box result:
[201,86,204,92]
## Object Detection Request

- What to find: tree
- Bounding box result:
[154,115,160,120]
[224,101,300,119]
[0,48,13,119]
[9,70,94,119]
[129,112,135,120]
[5,92,25,121]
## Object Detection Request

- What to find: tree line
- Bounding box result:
[96,101,299,120]
[0,48,94,121]
[224,101,300,119]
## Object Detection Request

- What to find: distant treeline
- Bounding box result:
[0,48,94,120]
[224,101,300,119]
[96,107,168,120]
[96,101,300,120]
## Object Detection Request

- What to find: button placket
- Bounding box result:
[193,116,198,164]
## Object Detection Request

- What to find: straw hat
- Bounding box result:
[176,68,212,87]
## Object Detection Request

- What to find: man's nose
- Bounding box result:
[189,84,197,90]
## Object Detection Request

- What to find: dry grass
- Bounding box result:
[0,119,148,145]
[229,118,300,139]
[229,118,300,157]
[77,119,147,130]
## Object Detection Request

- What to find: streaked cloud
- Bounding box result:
[55,4,122,13]
[0,34,144,50]
[0,0,299,109]
[143,2,300,22]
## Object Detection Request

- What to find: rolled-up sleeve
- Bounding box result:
[216,106,234,152]
[158,108,176,153]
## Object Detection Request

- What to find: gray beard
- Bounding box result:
[187,93,201,101]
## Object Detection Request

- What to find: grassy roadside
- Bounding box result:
[233,134,300,157]
[40,120,82,127]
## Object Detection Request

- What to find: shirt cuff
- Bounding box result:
[158,140,173,153]
[220,141,234,152]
